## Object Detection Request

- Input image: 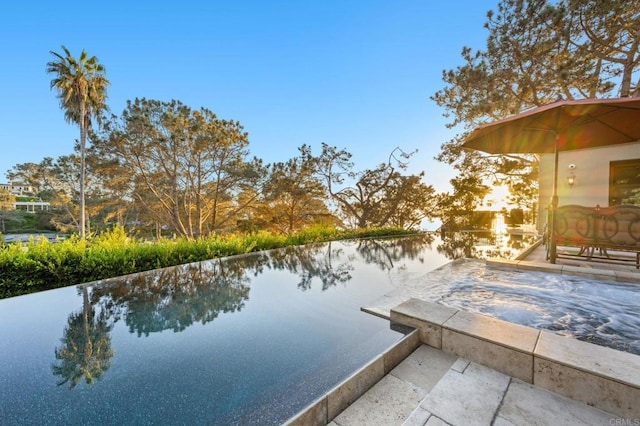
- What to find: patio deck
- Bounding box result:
[286,241,640,426]
[523,240,640,274]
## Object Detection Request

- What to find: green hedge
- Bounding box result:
[0,225,417,299]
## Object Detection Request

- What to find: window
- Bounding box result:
[609,159,640,206]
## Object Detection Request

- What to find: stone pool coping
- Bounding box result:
[286,295,640,424]
[490,257,640,284]
[390,298,640,420]
[284,327,422,425]
[511,239,640,284]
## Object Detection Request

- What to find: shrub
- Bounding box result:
[0,225,419,298]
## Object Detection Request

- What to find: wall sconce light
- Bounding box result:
[567,164,576,188]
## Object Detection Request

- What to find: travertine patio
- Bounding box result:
[286,242,640,426]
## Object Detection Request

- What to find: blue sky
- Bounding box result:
[0,1,496,193]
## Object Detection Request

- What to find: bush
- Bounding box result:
[0,225,419,299]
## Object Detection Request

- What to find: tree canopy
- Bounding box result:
[432,0,640,230]
[255,151,335,234]
[90,99,267,238]
[307,144,438,229]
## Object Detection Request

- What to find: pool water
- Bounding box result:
[398,258,640,355]
[0,236,451,425]
[1,234,638,424]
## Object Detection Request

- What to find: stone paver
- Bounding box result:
[402,406,431,426]
[331,346,620,426]
[390,345,457,390]
[424,416,451,426]
[497,379,614,425]
[332,345,456,426]
[450,358,469,373]
[331,374,427,426]
[419,362,510,426]
[322,328,635,426]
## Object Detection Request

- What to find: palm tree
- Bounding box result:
[47,45,109,238]
[52,286,114,388]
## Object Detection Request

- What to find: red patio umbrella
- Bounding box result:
[462,97,640,263]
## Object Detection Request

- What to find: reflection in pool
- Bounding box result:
[0,235,451,425]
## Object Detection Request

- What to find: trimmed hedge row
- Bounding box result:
[0,225,417,299]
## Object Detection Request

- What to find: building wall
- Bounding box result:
[0,183,35,196]
[13,201,50,212]
[536,141,640,233]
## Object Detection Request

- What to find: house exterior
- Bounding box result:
[13,201,50,213]
[0,183,35,196]
[1,182,49,213]
[536,141,640,234]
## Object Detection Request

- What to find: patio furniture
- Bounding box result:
[548,204,640,268]
[463,97,640,264]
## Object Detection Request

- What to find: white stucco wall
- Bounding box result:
[536,141,640,233]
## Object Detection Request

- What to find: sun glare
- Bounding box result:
[480,184,513,211]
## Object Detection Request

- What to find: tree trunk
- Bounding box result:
[620,60,635,97]
[79,101,87,239]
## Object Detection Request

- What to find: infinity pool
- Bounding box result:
[0,236,450,425]
[1,234,638,425]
